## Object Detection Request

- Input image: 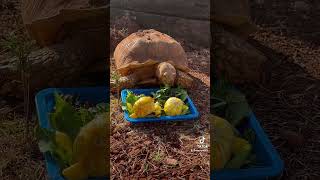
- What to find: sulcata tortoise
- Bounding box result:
[113,29,194,89]
[0,0,108,97]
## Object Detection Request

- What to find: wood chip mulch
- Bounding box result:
[239,33,320,179]
[110,43,210,179]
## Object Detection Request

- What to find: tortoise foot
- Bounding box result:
[176,70,193,89]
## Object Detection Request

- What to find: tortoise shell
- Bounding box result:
[113,29,189,76]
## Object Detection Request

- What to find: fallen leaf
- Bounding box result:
[165,158,178,166]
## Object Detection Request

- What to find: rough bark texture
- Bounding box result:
[211,0,270,84]
[110,0,210,20]
[0,28,107,98]
[213,24,269,84]
[111,8,211,47]
[21,0,107,46]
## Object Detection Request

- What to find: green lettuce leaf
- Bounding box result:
[35,126,55,153]
[225,90,251,126]
[122,91,144,114]
[50,93,82,140]
[211,81,251,126]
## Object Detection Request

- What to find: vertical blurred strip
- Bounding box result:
[211,1,214,178]
[106,0,110,178]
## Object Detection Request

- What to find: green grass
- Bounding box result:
[152,149,164,163]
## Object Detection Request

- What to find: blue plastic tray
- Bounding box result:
[211,113,284,180]
[35,87,109,180]
[121,88,199,123]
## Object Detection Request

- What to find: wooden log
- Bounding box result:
[111,8,210,47]
[110,0,255,35]
[110,0,210,20]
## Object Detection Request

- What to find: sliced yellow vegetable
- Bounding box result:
[210,115,234,170]
[63,113,108,179]
[126,102,133,114]
[225,137,252,169]
[130,96,155,118]
[154,102,162,117]
[164,97,185,116]
[55,131,73,164]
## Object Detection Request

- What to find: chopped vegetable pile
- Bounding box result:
[36,93,109,179]
[122,86,190,118]
[211,81,257,170]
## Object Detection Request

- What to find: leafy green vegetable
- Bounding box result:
[78,107,95,125]
[225,90,251,126]
[151,86,170,105]
[122,90,144,114]
[35,126,72,168]
[211,80,256,170]
[126,91,144,105]
[95,103,109,113]
[37,93,110,171]
[174,86,188,102]
[152,86,188,106]
[50,93,83,140]
[211,81,251,126]
[49,93,107,140]
[35,126,55,153]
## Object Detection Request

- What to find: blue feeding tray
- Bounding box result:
[121,88,199,123]
[35,87,109,180]
[211,113,284,180]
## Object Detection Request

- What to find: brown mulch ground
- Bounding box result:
[0,1,46,179]
[244,2,320,178]
[252,28,320,79]
[0,111,46,180]
[236,29,320,179]
[250,0,320,46]
[110,41,210,179]
[236,2,320,178]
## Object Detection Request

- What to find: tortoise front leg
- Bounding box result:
[175,70,194,89]
[111,72,139,92]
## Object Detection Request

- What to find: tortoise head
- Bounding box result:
[156,62,177,87]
